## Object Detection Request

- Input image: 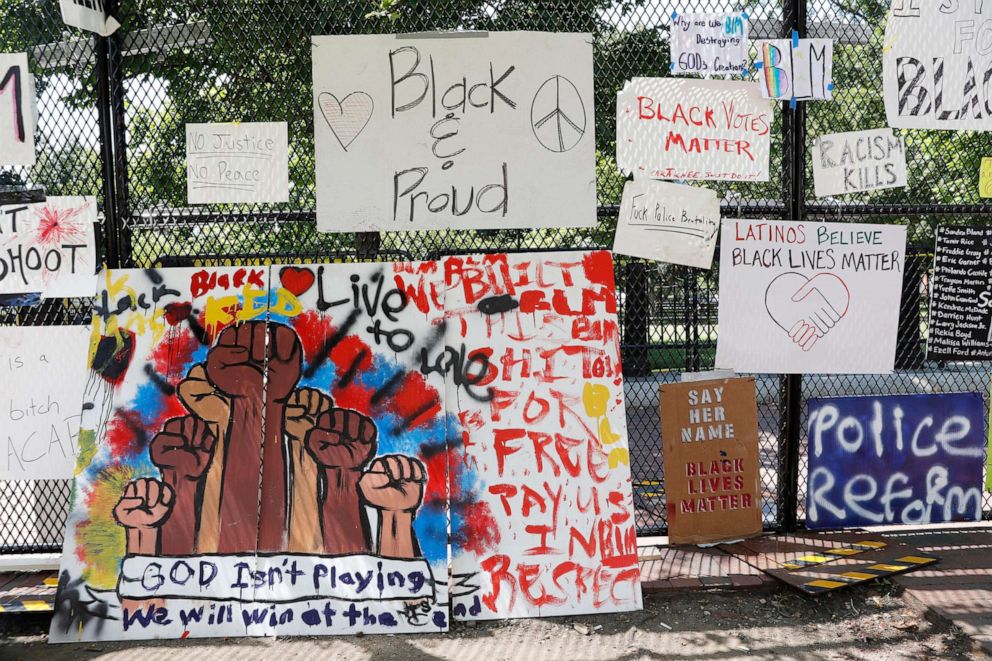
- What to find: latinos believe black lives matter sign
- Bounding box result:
[928,225,992,360]
[659,377,762,545]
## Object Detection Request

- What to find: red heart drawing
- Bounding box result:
[164,302,193,326]
[280,267,315,297]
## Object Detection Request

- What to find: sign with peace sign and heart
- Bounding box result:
[311,32,596,233]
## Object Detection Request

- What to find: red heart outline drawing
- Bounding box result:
[280,267,315,297]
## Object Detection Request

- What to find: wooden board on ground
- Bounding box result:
[0,571,58,613]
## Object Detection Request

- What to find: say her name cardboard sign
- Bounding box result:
[0,325,91,480]
[311,32,595,233]
[807,392,985,529]
[0,53,36,166]
[884,2,992,130]
[813,129,907,198]
[613,180,720,269]
[186,122,289,204]
[715,219,906,374]
[0,197,97,299]
[670,12,749,76]
[616,78,771,182]
[660,377,762,545]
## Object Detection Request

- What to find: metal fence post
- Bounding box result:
[778,0,807,533]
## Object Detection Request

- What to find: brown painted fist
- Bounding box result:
[178,364,230,433]
[305,408,377,471]
[150,416,217,481]
[113,478,174,529]
[285,388,334,442]
[206,321,302,400]
[359,455,426,512]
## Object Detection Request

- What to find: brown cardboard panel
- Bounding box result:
[660,377,762,545]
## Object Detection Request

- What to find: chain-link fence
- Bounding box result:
[1,0,990,553]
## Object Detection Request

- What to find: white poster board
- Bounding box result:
[0,53,36,166]
[312,32,596,232]
[883,2,992,130]
[670,12,749,76]
[715,219,906,374]
[59,0,120,36]
[616,78,771,182]
[0,197,98,298]
[0,325,91,480]
[186,122,290,204]
[812,128,907,197]
[613,180,720,268]
[755,39,833,102]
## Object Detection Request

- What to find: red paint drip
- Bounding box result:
[461,501,501,555]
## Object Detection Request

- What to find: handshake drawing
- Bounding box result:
[764,272,850,352]
[112,321,427,560]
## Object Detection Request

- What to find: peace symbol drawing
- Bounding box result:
[530,75,587,153]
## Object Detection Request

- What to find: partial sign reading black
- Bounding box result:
[928,225,992,360]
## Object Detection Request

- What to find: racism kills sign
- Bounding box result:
[660,377,762,545]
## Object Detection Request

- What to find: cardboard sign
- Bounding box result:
[0,197,97,298]
[613,180,720,268]
[311,32,595,232]
[813,129,907,197]
[0,53,36,166]
[186,122,289,204]
[756,39,834,102]
[670,12,749,76]
[660,377,762,545]
[59,0,120,36]
[715,219,906,374]
[0,325,90,480]
[447,251,642,620]
[807,392,985,529]
[51,263,450,641]
[981,158,992,198]
[884,3,992,130]
[927,225,992,360]
[616,78,771,182]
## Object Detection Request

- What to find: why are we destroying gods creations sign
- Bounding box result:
[616,79,771,182]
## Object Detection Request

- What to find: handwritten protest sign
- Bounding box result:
[0,197,97,298]
[0,325,90,480]
[0,53,35,166]
[884,2,992,130]
[616,79,771,182]
[660,377,762,545]
[981,158,992,198]
[311,33,595,232]
[187,122,289,204]
[613,180,720,269]
[447,251,642,620]
[928,225,992,360]
[813,129,907,198]
[670,12,749,76]
[715,219,906,374]
[755,38,834,102]
[59,0,120,36]
[807,392,985,529]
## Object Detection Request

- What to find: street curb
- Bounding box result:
[901,589,992,657]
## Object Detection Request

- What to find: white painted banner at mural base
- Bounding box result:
[755,39,833,102]
[884,3,992,130]
[0,197,98,298]
[715,219,906,374]
[613,180,720,269]
[187,122,290,204]
[312,32,596,233]
[0,325,90,480]
[670,12,749,76]
[812,128,907,198]
[616,78,771,182]
[0,53,36,166]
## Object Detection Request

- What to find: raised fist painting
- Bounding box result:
[114,478,174,556]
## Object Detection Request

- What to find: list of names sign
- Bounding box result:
[928,225,992,360]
